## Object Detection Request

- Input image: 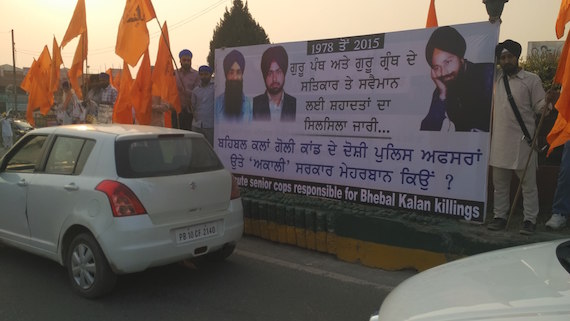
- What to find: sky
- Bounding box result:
[0,0,565,74]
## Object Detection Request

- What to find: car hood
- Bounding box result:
[377,239,570,321]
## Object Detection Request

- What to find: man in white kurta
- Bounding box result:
[1,113,13,149]
[488,40,554,235]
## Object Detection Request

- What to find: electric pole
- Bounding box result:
[12,29,17,113]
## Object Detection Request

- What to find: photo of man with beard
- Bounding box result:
[253,45,296,122]
[215,49,252,122]
[420,26,494,132]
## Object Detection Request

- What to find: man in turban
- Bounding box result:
[215,49,252,122]
[173,49,200,129]
[191,65,215,145]
[487,39,559,235]
[420,26,494,132]
[253,45,296,122]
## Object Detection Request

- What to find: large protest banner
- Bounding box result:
[214,22,500,223]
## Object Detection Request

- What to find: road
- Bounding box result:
[0,236,415,321]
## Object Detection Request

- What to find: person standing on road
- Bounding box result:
[191,65,215,145]
[1,112,13,149]
[545,140,570,230]
[173,49,200,130]
[487,39,558,235]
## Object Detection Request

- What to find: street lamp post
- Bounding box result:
[483,0,508,23]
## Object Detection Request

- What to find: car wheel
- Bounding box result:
[66,233,117,298]
[206,243,236,262]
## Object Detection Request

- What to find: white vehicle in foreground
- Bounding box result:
[0,124,243,298]
[370,238,570,320]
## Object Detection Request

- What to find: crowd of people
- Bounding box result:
[49,48,214,145]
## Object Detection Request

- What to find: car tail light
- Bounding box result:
[231,175,240,200]
[95,180,147,217]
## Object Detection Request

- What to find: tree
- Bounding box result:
[207,0,270,68]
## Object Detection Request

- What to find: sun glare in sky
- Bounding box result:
[0,0,563,72]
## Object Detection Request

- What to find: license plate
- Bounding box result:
[175,221,219,244]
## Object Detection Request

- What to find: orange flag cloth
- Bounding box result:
[113,61,134,124]
[61,0,87,48]
[152,22,181,113]
[426,0,438,28]
[556,0,570,39]
[50,37,63,94]
[130,50,153,125]
[68,33,87,100]
[115,0,157,67]
[23,46,52,125]
[547,0,570,155]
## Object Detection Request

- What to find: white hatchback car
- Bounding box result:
[0,124,243,298]
[370,238,570,320]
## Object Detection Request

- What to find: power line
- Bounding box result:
[12,0,229,60]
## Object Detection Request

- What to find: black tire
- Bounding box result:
[65,233,117,298]
[206,243,236,262]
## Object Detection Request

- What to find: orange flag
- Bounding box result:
[35,46,53,115]
[130,50,153,125]
[113,61,134,124]
[106,68,116,89]
[20,59,36,94]
[556,0,570,39]
[24,46,53,125]
[68,33,88,100]
[22,59,39,125]
[547,0,570,155]
[115,0,157,67]
[152,21,181,113]
[61,0,87,48]
[426,0,438,28]
[50,37,63,94]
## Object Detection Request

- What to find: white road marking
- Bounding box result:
[236,249,396,291]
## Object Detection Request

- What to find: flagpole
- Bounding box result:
[154,18,189,128]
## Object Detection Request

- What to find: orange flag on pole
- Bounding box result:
[113,61,134,124]
[61,0,87,48]
[106,68,116,89]
[426,0,438,28]
[23,46,53,125]
[68,33,87,100]
[547,0,570,155]
[35,46,53,115]
[152,21,181,113]
[130,50,153,125]
[50,37,63,94]
[556,0,570,38]
[115,0,157,67]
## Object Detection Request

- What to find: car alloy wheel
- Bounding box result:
[66,233,116,298]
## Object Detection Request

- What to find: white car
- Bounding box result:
[370,238,570,321]
[0,124,243,298]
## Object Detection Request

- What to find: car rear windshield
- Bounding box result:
[115,136,224,178]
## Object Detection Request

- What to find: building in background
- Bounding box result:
[527,41,564,58]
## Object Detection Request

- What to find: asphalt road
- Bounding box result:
[0,236,415,321]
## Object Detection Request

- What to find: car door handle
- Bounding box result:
[64,183,79,191]
[17,179,28,187]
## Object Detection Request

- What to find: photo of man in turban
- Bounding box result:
[420,26,494,132]
[253,45,296,122]
[215,49,252,122]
